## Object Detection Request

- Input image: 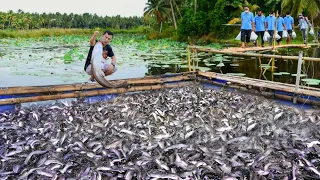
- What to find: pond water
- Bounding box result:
[0,34,319,87]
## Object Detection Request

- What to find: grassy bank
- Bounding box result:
[0,26,154,38]
[1,26,318,47]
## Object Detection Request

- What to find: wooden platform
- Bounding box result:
[220,44,310,52]
[188,45,320,62]
[198,71,320,98]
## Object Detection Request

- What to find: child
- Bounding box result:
[83,31,117,82]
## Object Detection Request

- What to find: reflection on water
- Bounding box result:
[150,46,320,86]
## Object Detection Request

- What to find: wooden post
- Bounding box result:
[195,49,199,69]
[192,48,195,71]
[271,57,275,81]
[258,57,262,72]
[188,46,191,71]
[293,51,303,104]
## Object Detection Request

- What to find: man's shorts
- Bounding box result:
[85,61,117,75]
[287,30,293,36]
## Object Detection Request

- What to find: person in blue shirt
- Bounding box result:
[284,12,294,44]
[254,9,265,47]
[276,15,286,45]
[265,11,276,46]
[240,5,255,48]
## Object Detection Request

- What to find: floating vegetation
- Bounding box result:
[226,73,246,76]
[230,64,240,67]
[273,72,283,76]
[196,66,212,72]
[279,72,290,75]
[291,74,307,77]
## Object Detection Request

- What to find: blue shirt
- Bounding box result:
[254,15,265,31]
[241,12,254,30]
[277,17,285,31]
[265,15,276,30]
[284,16,294,30]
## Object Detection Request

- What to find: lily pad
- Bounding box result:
[216,62,225,67]
[279,72,290,75]
[305,81,320,85]
[226,73,246,77]
[196,67,212,72]
[230,64,240,67]
[291,74,307,77]
[205,63,216,66]
[180,65,190,68]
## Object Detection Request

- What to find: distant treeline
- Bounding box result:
[0,10,144,30]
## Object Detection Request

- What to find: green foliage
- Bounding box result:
[0,26,153,38]
[0,10,144,30]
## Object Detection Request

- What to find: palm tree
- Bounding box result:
[144,0,170,33]
[161,0,184,30]
[281,0,320,18]
[228,0,260,24]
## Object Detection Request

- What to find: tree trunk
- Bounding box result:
[311,17,318,43]
[194,0,197,15]
[170,0,177,30]
[160,22,163,33]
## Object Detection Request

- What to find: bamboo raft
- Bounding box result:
[187,45,320,62]
[1,71,320,113]
[197,72,320,105]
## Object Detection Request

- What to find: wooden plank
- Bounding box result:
[0,82,194,105]
[198,71,320,98]
[0,75,194,95]
[187,46,320,62]
[217,44,309,52]
[202,72,320,91]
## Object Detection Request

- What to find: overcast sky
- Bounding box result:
[0,0,148,17]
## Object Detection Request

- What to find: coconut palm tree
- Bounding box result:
[281,0,320,18]
[144,0,170,33]
[227,0,260,24]
[161,0,178,30]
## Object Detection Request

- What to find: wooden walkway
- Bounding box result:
[221,44,310,52]
[198,71,320,98]
[188,45,320,62]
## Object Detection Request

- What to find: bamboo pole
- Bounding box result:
[188,47,191,71]
[0,82,194,105]
[0,75,194,95]
[293,51,303,104]
[271,57,275,81]
[192,48,195,71]
[258,57,262,73]
[187,46,320,62]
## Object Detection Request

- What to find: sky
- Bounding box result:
[0,0,148,17]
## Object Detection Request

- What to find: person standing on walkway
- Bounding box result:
[276,14,286,45]
[284,12,294,44]
[265,11,276,46]
[254,9,265,47]
[298,13,312,44]
[240,5,255,48]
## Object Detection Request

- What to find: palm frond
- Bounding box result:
[228,18,241,24]
[251,5,260,12]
